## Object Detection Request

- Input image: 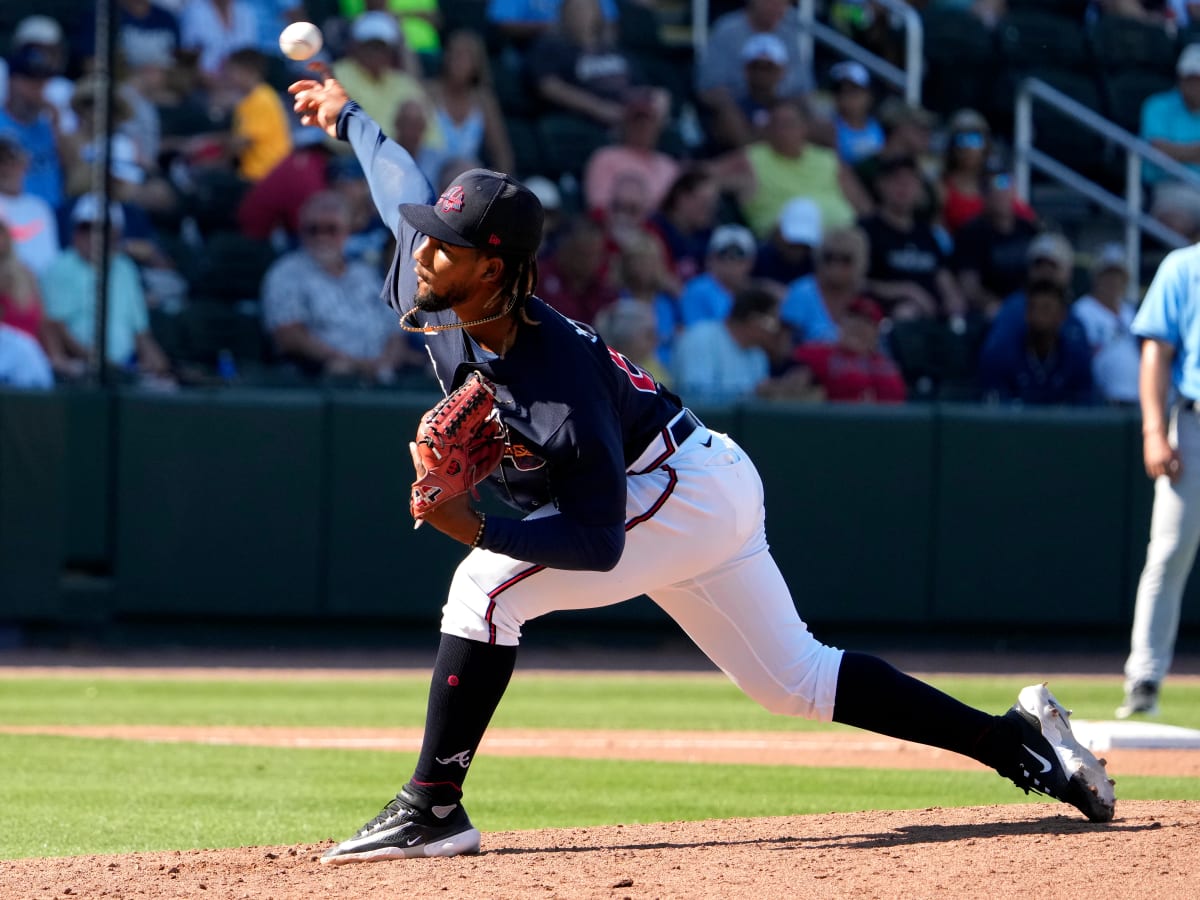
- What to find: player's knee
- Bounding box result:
[744,644,842,721]
[440,565,524,646]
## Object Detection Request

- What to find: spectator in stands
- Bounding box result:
[647,169,719,282]
[261,191,418,381]
[679,224,757,326]
[594,297,671,387]
[753,196,822,286]
[984,232,1082,350]
[116,0,182,68]
[40,195,172,380]
[529,0,634,128]
[854,98,939,222]
[780,225,870,345]
[0,17,78,139]
[953,170,1040,318]
[696,0,812,149]
[339,0,443,65]
[829,61,884,166]
[180,0,259,83]
[524,175,564,255]
[333,11,440,143]
[393,97,445,187]
[793,296,906,404]
[224,48,292,182]
[487,0,618,45]
[0,46,65,210]
[600,171,657,253]
[978,278,1094,405]
[674,283,822,403]
[720,98,867,240]
[427,30,514,176]
[0,321,53,388]
[536,215,617,324]
[584,88,678,215]
[237,128,336,241]
[701,32,790,151]
[62,79,140,200]
[1142,44,1200,241]
[612,236,680,367]
[0,137,58,277]
[329,153,394,271]
[0,219,48,346]
[119,49,169,184]
[1073,243,1140,405]
[859,155,965,319]
[940,108,1029,235]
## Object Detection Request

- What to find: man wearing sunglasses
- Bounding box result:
[261,189,420,380]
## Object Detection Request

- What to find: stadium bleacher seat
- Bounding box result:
[1090,15,1177,78]
[1103,69,1173,134]
[189,232,278,305]
[919,8,999,120]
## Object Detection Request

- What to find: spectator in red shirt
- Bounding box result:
[793,296,907,403]
[236,129,335,240]
[0,219,46,344]
[536,215,617,324]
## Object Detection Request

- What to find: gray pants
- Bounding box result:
[1125,405,1200,689]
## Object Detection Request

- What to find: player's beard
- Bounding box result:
[413,280,468,314]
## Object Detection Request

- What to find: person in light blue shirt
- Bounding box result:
[0,46,63,209]
[39,195,171,376]
[1141,44,1200,240]
[1118,240,1200,720]
[829,61,885,166]
[1119,241,1200,719]
[678,224,756,326]
[780,224,870,344]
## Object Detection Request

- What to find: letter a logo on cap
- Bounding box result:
[488,234,501,245]
[440,185,465,213]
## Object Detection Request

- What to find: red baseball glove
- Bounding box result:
[410,371,506,520]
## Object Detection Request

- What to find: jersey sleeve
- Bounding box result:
[337,101,435,237]
[1132,247,1187,347]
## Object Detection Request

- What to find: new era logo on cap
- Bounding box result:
[400,169,544,256]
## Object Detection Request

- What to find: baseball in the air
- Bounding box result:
[279,21,323,61]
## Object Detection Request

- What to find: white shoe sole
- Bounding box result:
[1018,683,1116,819]
[320,827,482,865]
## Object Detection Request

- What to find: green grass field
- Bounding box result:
[2,672,1197,859]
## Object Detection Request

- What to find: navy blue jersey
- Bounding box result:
[340,103,685,546]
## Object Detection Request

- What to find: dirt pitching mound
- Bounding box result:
[4,801,1196,900]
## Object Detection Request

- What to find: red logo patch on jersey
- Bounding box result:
[440,185,465,213]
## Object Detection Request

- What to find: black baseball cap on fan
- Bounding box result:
[399,169,544,256]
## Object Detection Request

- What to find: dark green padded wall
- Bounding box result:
[114,390,324,615]
[735,403,936,624]
[0,390,66,615]
[933,406,1129,625]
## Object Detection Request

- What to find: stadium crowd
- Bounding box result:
[0,0,1194,404]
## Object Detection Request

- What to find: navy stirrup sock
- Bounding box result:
[409,634,517,803]
[832,651,1013,768]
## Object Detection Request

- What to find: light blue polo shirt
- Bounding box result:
[1140,88,1200,184]
[40,248,149,367]
[1131,242,1200,400]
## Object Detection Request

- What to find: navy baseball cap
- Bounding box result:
[399,169,544,256]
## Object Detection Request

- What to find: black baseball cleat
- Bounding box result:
[997,683,1116,823]
[1115,680,1160,719]
[320,787,481,864]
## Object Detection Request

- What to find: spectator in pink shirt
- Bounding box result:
[583,87,679,214]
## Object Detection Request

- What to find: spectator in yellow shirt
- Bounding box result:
[226,47,292,181]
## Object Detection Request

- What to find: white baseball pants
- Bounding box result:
[440,416,845,722]
[1126,403,1200,689]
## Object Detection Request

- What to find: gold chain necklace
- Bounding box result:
[399,294,518,334]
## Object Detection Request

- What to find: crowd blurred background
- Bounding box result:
[0,0,1198,406]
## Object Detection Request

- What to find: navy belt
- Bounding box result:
[1183,398,1198,411]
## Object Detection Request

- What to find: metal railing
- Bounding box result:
[691,0,923,105]
[1014,77,1196,278]
[798,0,923,105]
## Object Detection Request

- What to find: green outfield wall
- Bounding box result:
[0,387,1191,638]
